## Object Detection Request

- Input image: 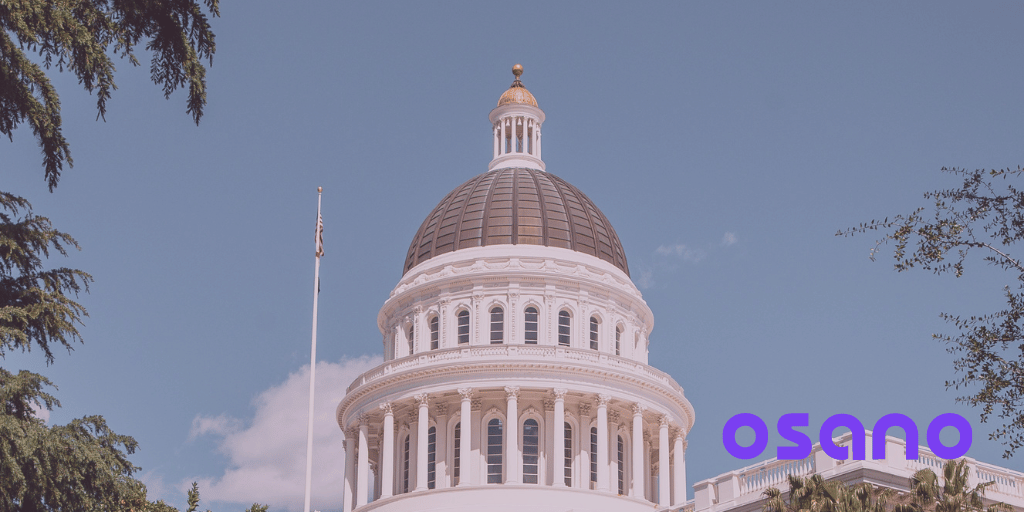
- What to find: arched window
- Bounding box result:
[564,422,573,487]
[523,418,540,484]
[453,422,461,486]
[487,418,503,483]
[558,310,571,347]
[457,310,470,344]
[407,324,414,355]
[429,316,439,350]
[402,435,411,493]
[490,306,504,344]
[590,427,598,489]
[590,316,599,350]
[617,435,625,495]
[615,326,622,356]
[524,306,538,344]
[428,426,437,489]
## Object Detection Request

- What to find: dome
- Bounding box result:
[496,64,539,107]
[404,167,629,276]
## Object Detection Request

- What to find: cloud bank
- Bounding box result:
[187,356,381,512]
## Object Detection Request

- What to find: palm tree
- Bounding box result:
[762,474,896,512]
[895,459,1010,512]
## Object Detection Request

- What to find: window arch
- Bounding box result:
[617,434,625,495]
[487,418,503,483]
[402,434,411,493]
[590,316,600,350]
[615,325,622,356]
[524,306,538,344]
[490,306,504,344]
[563,422,573,487]
[427,425,437,489]
[457,310,470,344]
[429,315,439,350]
[590,426,598,489]
[523,418,540,484]
[558,310,571,347]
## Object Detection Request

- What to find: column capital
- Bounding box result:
[552,388,568,400]
[659,414,670,428]
[415,393,430,407]
[379,402,394,416]
[597,393,612,406]
[345,427,359,439]
[578,403,592,416]
[671,427,685,440]
[631,402,646,416]
[504,386,520,400]
[458,387,474,400]
[358,413,370,425]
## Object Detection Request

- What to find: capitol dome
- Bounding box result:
[403,167,630,276]
[336,65,692,512]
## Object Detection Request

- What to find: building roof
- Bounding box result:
[496,64,539,107]
[403,167,630,276]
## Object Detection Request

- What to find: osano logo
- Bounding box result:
[722,413,971,460]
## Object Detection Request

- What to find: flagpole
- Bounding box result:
[304,187,323,512]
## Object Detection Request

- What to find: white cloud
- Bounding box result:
[654,243,706,263]
[637,267,654,289]
[722,232,738,246]
[186,355,382,512]
[30,401,50,423]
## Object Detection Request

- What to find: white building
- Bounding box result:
[336,65,694,512]
[336,66,1024,512]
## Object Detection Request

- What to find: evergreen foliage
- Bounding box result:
[897,459,1010,512]
[1,0,219,190]
[841,167,1024,458]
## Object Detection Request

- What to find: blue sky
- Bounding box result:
[5,2,1024,511]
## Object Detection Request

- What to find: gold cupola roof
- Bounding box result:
[496,64,539,107]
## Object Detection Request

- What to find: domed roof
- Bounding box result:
[404,168,629,276]
[497,64,538,107]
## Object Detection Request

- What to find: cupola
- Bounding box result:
[488,64,545,171]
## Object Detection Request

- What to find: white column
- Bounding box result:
[672,431,686,506]
[357,418,370,507]
[659,417,670,506]
[458,388,473,487]
[596,395,610,491]
[493,124,500,159]
[505,386,520,483]
[608,412,620,493]
[536,127,541,160]
[415,394,429,491]
[579,403,592,489]
[343,428,357,512]
[552,389,567,486]
[435,403,448,488]
[631,403,645,498]
[499,119,506,155]
[379,404,395,498]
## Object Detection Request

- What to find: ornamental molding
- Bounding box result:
[379,402,394,415]
[504,386,521,400]
[471,398,482,411]
[415,393,430,407]
[458,387,473,400]
[608,411,620,424]
[543,399,555,412]
[578,403,592,417]
[552,388,568,400]
[435,403,449,416]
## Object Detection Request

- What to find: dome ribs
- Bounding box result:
[402,168,629,276]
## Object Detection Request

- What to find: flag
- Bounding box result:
[315,211,324,258]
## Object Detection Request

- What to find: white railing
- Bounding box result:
[346,345,681,394]
[973,461,1024,500]
[736,455,816,496]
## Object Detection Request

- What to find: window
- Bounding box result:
[428,426,436,489]
[523,419,539,484]
[487,418,503,483]
[430,316,439,350]
[564,422,573,487]
[558,311,571,347]
[615,326,622,356]
[490,307,504,344]
[453,422,461,486]
[403,435,411,493]
[617,435,625,495]
[457,310,470,344]
[524,307,538,344]
[590,427,598,488]
[590,316,599,350]
[407,324,414,355]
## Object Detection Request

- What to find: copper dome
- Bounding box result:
[404,168,629,276]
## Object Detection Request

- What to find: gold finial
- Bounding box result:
[318,186,322,193]
[512,64,523,78]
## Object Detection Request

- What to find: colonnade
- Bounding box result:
[341,387,688,511]
[493,115,541,160]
